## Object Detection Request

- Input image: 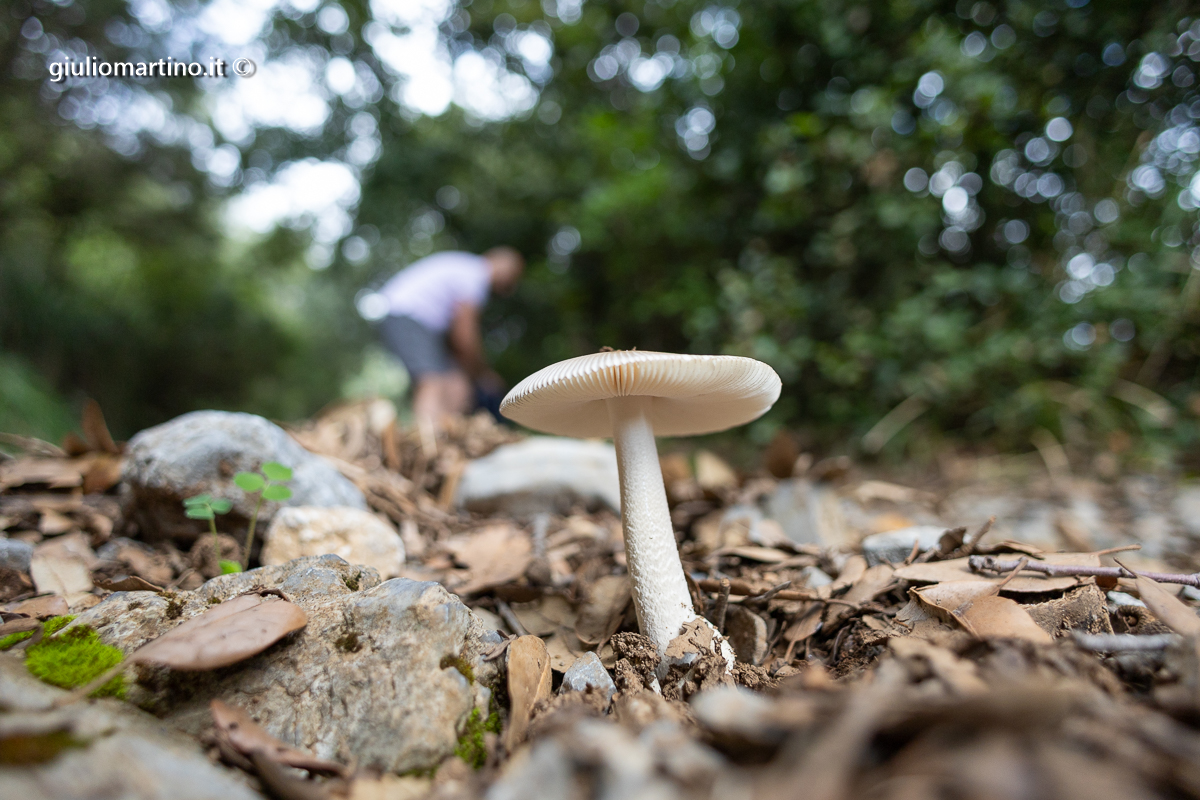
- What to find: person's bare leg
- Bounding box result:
[413,376,444,426]
[442,370,473,419]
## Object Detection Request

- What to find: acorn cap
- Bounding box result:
[500,351,782,438]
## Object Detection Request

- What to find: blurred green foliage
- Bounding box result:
[3,0,1200,469]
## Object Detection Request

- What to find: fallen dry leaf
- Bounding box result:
[444,524,532,596]
[4,595,69,619]
[132,593,308,671]
[29,555,92,598]
[0,458,86,491]
[211,699,346,775]
[695,450,738,491]
[911,580,999,620]
[81,398,121,455]
[957,595,1053,644]
[830,555,868,592]
[505,635,552,750]
[894,552,1101,592]
[711,545,794,563]
[825,564,895,627]
[96,576,164,593]
[37,509,75,536]
[575,574,630,645]
[1133,572,1200,637]
[544,631,584,673]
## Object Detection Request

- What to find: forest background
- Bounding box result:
[2,0,1199,472]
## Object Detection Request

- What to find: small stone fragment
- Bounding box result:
[861,525,946,565]
[560,651,616,706]
[261,506,405,579]
[0,538,34,574]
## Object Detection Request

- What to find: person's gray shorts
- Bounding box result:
[379,315,457,379]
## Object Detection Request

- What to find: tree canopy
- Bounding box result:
[2,0,1199,468]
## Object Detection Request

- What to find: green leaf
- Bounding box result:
[234,472,265,492]
[261,485,293,501]
[185,507,214,520]
[209,498,233,514]
[261,462,292,482]
[219,560,242,574]
[184,494,212,506]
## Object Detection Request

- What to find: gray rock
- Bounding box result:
[0,659,261,800]
[765,479,851,548]
[74,555,501,774]
[261,506,405,579]
[560,651,616,705]
[121,410,366,546]
[801,565,833,588]
[0,538,34,573]
[861,525,947,565]
[456,436,621,515]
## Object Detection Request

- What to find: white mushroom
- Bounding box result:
[500,350,781,673]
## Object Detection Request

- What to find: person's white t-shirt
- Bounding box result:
[379,251,491,332]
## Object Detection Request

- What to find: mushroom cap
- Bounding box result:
[500,351,782,438]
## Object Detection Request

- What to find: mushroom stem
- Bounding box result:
[606,396,698,657]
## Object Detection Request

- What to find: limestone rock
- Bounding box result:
[261,506,405,579]
[121,410,366,546]
[456,436,621,514]
[0,658,261,800]
[766,479,852,548]
[861,525,947,565]
[560,651,616,706]
[74,555,501,774]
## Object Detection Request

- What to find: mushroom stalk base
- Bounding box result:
[606,396,703,658]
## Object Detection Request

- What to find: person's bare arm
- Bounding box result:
[448,303,501,389]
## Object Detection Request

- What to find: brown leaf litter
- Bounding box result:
[7,401,1200,799]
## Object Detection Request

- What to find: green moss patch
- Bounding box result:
[23,620,125,699]
[454,706,501,770]
[440,654,475,684]
[0,614,75,650]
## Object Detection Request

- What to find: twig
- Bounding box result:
[496,600,529,637]
[961,516,995,555]
[709,579,731,632]
[744,580,793,606]
[968,555,1200,588]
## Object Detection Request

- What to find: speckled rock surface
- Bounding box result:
[0,658,262,800]
[120,410,366,546]
[73,555,501,773]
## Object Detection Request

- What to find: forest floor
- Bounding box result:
[2,401,1200,800]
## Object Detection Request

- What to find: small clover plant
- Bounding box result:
[183,494,240,574]
[233,461,293,570]
[182,462,293,573]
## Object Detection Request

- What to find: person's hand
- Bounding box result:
[476,370,505,395]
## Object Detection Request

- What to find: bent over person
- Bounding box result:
[376,247,523,429]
